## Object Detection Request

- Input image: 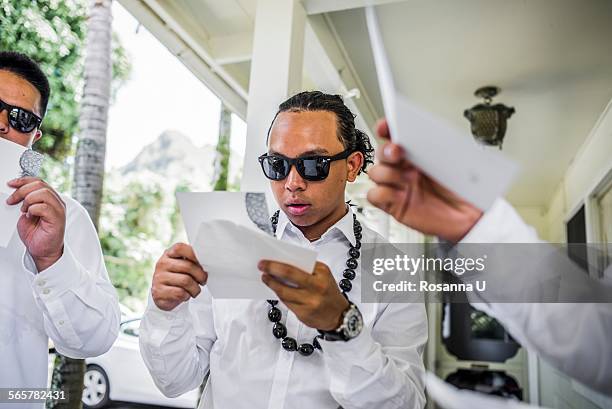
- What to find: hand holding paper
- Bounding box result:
[365,7,519,211]
[367,119,483,242]
[0,137,47,249]
[177,192,318,299]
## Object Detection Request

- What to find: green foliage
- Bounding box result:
[98,171,187,310]
[0,0,131,160]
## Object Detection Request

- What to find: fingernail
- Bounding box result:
[384,145,394,159]
[257,260,265,270]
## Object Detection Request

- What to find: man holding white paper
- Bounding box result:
[0,52,120,394]
[367,119,612,396]
[140,91,428,408]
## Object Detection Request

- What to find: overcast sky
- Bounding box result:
[106,2,247,170]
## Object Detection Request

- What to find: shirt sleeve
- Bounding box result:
[319,301,427,409]
[139,287,217,398]
[460,198,612,394]
[25,197,120,358]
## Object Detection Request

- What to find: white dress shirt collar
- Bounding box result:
[275,204,357,247]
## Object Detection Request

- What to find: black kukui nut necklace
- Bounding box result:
[266,210,362,356]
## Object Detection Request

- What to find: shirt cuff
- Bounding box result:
[25,245,83,299]
[144,292,190,330]
[319,325,380,379]
[141,292,192,355]
[460,198,537,243]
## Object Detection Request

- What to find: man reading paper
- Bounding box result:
[0,52,120,396]
[139,91,428,408]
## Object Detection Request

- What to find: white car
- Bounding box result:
[82,318,200,408]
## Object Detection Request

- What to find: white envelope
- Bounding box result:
[366,7,519,210]
[0,138,27,247]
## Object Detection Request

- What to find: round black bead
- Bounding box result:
[268,307,282,323]
[354,241,361,249]
[298,343,315,356]
[355,225,362,233]
[313,336,322,350]
[272,322,287,339]
[355,232,362,240]
[267,299,278,306]
[343,269,356,280]
[348,248,360,258]
[346,258,358,269]
[339,278,352,292]
[282,337,297,351]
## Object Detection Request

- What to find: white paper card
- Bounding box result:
[366,7,519,210]
[177,192,318,299]
[0,138,27,247]
[193,220,317,299]
[177,191,274,243]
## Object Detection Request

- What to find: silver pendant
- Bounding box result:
[19,149,44,178]
[245,192,274,235]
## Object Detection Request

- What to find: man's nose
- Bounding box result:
[285,165,306,192]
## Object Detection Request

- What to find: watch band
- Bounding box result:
[318,302,363,342]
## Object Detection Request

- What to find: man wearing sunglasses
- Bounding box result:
[140,91,427,408]
[0,52,119,398]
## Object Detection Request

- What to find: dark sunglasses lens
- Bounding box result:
[9,108,36,133]
[300,158,329,181]
[262,156,290,180]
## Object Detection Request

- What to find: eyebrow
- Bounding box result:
[268,148,330,157]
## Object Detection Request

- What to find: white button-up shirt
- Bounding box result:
[0,195,120,400]
[462,198,612,396]
[139,207,428,408]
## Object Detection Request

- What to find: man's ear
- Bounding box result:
[346,151,364,182]
[32,129,42,144]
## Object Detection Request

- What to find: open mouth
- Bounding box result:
[285,203,311,216]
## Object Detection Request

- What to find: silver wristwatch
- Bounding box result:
[319,302,363,342]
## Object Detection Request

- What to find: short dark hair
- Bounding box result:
[268,91,374,174]
[0,51,50,118]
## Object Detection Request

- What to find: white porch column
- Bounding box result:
[240,0,307,198]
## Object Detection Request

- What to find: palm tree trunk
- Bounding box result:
[48,1,113,408]
[212,104,232,191]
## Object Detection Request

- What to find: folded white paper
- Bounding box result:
[193,220,317,299]
[366,7,519,211]
[425,372,545,409]
[0,138,27,247]
[177,192,318,299]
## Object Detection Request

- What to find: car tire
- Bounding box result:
[82,364,111,409]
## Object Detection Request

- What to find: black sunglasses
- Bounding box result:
[0,98,42,134]
[258,149,353,181]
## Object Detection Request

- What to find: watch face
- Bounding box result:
[344,306,364,339]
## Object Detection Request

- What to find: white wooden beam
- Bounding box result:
[209,32,253,66]
[303,0,408,15]
[118,0,248,119]
[240,0,306,193]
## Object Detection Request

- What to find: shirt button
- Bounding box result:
[38,280,46,286]
[43,288,50,295]
[59,320,64,326]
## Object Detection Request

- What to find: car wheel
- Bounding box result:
[82,364,111,409]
